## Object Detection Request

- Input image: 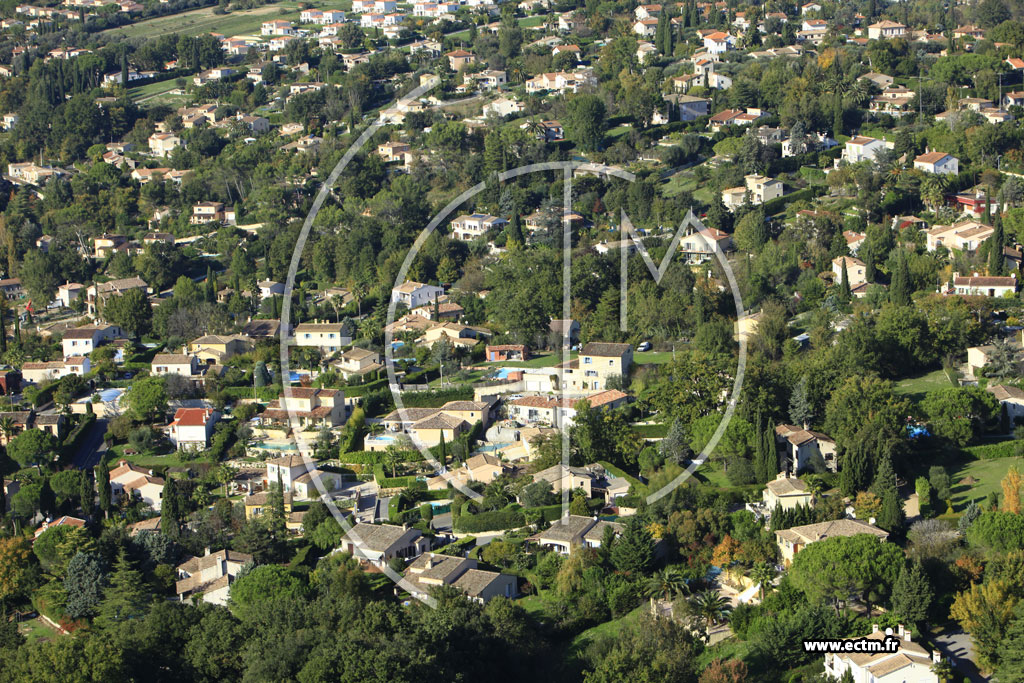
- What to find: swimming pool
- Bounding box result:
[95,388,123,403]
[255,441,299,451]
[474,443,510,453]
[490,368,515,380]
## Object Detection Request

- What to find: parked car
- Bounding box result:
[637,341,652,352]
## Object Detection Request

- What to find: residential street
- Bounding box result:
[71,418,108,470]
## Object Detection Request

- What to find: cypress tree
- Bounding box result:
[161,479,181,539]
[892,560,933,625]
[990,213,1006,276]
[96,460,110,519]
[833,93,843,138]
[0,301,7,353]
[839,258,851,301]
[79,469,93,516]
[754,416,778,482]
[890,248,911,306]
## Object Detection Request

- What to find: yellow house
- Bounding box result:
[244,490,293,520]
[410,413,469,446]
[185,334,252,363]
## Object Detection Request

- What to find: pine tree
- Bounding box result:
[890,248,911,306]
[611,517,654,574]
[892,561,933,625]
[871,453,898,499]
[997,607,1024,683]
[989,213,1006,276]
[94,551,149,629]
[96,460,110,519]
[789,375,813,427]
[877,489,905,533]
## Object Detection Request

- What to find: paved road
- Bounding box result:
[72,419,108,470]
[932,628,989,683]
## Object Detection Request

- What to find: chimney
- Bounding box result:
[872,624,880,634]
[868,517,876,525]
[897,624,904,637]
[932,651,943,664]
[904,629,912,642]
[204,547,211,556]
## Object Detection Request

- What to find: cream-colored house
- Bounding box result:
[775,424,837,472]
[527,515,623,555]
[824,625,941,683]
[293,321,352,353]
[175,549,252,606]
[184,334,252,363]
[832,255,867,288]
[722,174,783,210]
[775,518,888,565]
[340,522,431,567]
[257,387,347,431]
[763,473,813,511]
[402,553,517,604]
[560,342,633,393]
[151,353,200,377]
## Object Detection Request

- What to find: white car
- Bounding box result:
[637,341,652,352]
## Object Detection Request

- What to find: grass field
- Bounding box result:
[634,350,676,364]
[949,455,1024,511]
[128,78,188,105]
[102,2,309,39]
[569,603,648,657]
[894,368,956,403]
[18,618,60,646]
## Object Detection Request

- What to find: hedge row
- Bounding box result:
[339,378,389,397]
[222,385,282,402]
[762,186,822,216]
[965,440,1022,460]
[454,506,526,533]
[398,387,474,408]
[336,450,423,465]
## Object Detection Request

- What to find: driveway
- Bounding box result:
[932,628,989,683]
[72,419,108,470]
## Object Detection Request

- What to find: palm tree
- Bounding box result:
[690,590,732,641]
[350,280,368,318]
[930,657,954,683]
[644,568,689,605]
[921,173,950,213]
[0,416,15,445]
[748,562,775,600]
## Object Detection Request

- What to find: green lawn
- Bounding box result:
[128,78,186,104]
[102,2,309,39]
[569,603,649,656]
[634,351,676,365]
[894,368,956,403]
[18,618,60,646]
[694,460,732,488]
[949,456,1024,512]
[106,444,214,469]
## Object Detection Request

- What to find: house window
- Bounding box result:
[583,357,591,364]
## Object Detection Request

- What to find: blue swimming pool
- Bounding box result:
[95,388,123,403]
[490,368,515,380]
